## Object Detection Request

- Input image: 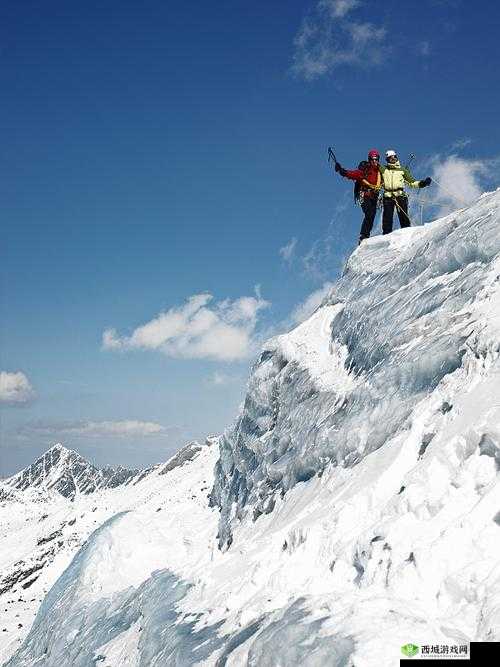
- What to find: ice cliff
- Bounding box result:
[211,189,500,548]
[4,189,500,667]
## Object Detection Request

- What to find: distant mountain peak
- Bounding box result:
[5,444,139,500]
[47,442,72,455]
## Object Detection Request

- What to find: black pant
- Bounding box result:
[359,196,378,241]
[382,195,411,234]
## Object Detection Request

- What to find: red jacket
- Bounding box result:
[343,164,381,198]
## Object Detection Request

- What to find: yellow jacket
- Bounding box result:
[379,161,421,198]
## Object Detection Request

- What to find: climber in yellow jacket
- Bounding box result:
[379,149,431,234]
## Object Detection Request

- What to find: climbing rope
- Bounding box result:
[392,196,412,224]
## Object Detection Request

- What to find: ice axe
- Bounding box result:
[328,147,338,168]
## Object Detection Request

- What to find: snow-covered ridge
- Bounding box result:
[211,189,500,547]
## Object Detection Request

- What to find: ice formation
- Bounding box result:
[211,190,500,548]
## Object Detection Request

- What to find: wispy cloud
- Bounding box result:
[321,0,361,18]
[428,154,494,216]
[302,193,352,281]
[279,237,298,265]
[449,137,472,152]
[0,371,35,406]
[103,289,270,362]
[207,371,242,387]
[210,371,230,386]
[19,419,175,439]
[292,0,386,81]
[417,40,431,57]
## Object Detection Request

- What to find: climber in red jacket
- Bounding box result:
[335,149,382,243]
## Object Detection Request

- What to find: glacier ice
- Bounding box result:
[211,191,500,547]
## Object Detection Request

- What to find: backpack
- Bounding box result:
[354,161,369,203]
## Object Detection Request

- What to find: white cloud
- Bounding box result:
[0,371,35,405]
[279,237,298,264]
[210,371,229,386]
[208,371,238,386]
[429,155,489,216]
[292,1,386,81]
[77,421,167,437]
[103,290,270,362]
[20,420,172,439]
[347,21,385,47]
[320,0,361,18]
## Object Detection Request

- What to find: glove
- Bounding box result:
[334,162,342,172]
[419,177,432,188]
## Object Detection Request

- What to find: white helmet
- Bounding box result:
[385,149,397,159]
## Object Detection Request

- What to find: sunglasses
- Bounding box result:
[369,156,379,161]
[387,155,398,160]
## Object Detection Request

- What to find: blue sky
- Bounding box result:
[2,0,500,476]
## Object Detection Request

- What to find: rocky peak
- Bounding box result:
[5,444,139,500]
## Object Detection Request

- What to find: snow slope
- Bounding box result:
[0,442,212,664]
[2,190,500,666]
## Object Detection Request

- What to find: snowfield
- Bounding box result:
[2,190,500,666]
